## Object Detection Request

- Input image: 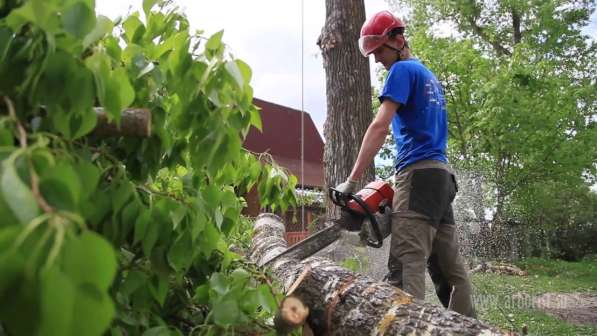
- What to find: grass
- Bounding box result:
[471,255,597,336]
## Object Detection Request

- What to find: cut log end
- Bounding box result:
[274,296,310,334]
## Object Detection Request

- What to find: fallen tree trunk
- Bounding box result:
[250,213,509,335]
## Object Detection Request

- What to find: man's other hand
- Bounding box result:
[335,179,357,195]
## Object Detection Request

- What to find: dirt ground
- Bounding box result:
[533,292,597,326]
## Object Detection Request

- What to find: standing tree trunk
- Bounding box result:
[318,0,375,219]
[251,214,508,335]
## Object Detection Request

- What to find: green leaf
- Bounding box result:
[205,30,224,50]
[202,184,221,209]
[213,299,239,326]
[0,27,13,63]
[169,205,186,230]
[143,326,171,336]
[142,212,160,257]
[38,267,76,335]
[0,227,24,297]
[190,213,206,240]
[149,275,168,306]
[83,15,114,49]
[75,160,101,201]
[71,107,97,139]
[120,270,147,296]
[122,15,143,43]
[166,32,191,76]
[136,62,155,79]
[219,241,235,269]
[209,273,228,295]
[82,191,110,227]
[194,284,209,304]
[119,200,139,242]
[214,209,223,230]
[0,250,36,336]
[167,232,192,272]
[134,208,151,244]
[70,284,114,336]
[249,106,262,131]
[89,60,133,123]
[106,67,135,122]
[39,177,76,211]
[41,161,82,208]
[1,155,40,224]
[62,2,96,38]
[62,231,117,291]
[0,193,19,227]
[143,0,159,16]
[0,128,13,147]
[239,289,259,315]
[50,107,72,138]
[257,284,277,314]
[225,61,243,88]
[230,268,250,283]
[5,0,58,32]
[111,181,133,214]
[235,59,252,82]
[198,221,219,257]
[85,51,110,105]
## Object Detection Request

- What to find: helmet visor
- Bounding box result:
[358,35,387,57]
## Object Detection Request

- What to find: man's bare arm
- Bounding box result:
[348,99,399,181]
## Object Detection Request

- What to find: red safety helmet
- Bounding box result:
[359,11,405,57]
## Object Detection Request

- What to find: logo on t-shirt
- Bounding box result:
[424,78,445,108]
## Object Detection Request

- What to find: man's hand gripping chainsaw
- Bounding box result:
[329,180,394,248]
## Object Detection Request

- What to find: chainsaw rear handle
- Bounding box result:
[328,187,384,248]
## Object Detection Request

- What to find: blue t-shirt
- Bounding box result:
[379,59,448,172]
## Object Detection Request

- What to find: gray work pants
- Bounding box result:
[387,159,475,317]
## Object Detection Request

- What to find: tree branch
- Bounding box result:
[92,108,152,138]
[467,17,512,56]
[2,96,54,213]
[464,0,512,56]
[511,6,522,45]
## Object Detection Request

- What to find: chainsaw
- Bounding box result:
[259,181,394,267]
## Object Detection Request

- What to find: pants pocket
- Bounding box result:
[409,168,455,227]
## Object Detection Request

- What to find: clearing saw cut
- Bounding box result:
[259,181,394,267]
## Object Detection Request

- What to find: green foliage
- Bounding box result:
[339,254,368,274]
[472,257,597,335]
[0,0,296,334]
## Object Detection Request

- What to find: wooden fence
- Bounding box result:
[285,231,310,246]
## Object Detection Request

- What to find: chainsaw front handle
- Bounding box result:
[328,187,384,248]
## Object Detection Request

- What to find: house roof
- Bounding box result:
[243,98,325,188]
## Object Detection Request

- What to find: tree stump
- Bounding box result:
[250,213,509,335]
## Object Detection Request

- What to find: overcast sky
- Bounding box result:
[96,1,597,138]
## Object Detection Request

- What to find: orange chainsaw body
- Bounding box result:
[347,180,394,214]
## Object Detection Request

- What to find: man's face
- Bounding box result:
[372,44,400,70]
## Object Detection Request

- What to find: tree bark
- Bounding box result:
[318,0,375,220]
[250,213,508,335]
[511,7,522,45]
[92,108,151,137]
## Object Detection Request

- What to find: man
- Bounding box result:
[335,10,475,317]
